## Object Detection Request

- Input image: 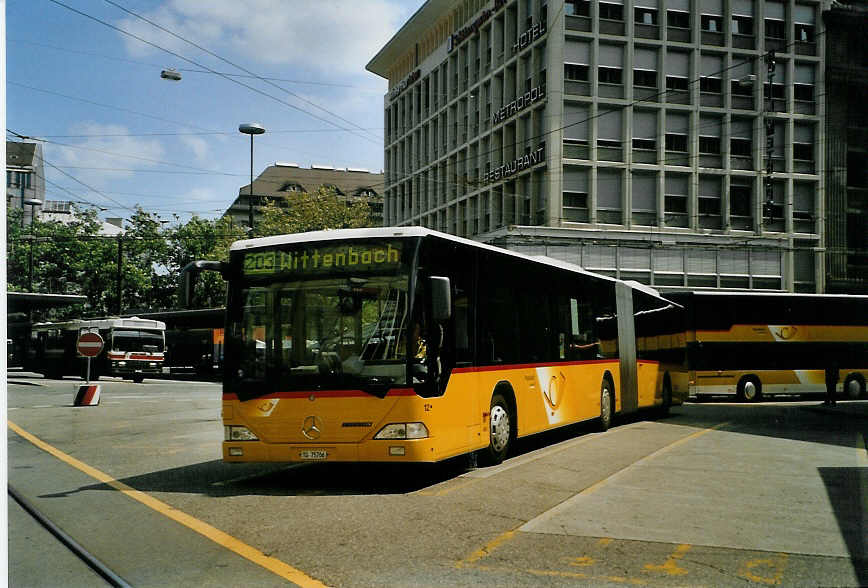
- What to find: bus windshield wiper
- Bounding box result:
[352,375,394,399]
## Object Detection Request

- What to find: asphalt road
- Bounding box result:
[7,373,868,587]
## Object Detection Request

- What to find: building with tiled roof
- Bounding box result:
[224,163,385,228]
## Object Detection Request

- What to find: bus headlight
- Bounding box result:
[224,426,258,441]
[118,361,127,366]
[374,422,429,440]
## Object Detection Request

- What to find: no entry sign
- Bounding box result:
[77,332,104,357]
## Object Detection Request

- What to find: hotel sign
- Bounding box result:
[481,145,545,184]
[448,0,507,52]
[389,69,420,101]
[493,84,546,125]
[512,20,546,54]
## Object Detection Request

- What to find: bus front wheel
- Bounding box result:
[844,374,865,400]
[599,378,613,431]
[480,393,512,466]
[737,376,762,402]
[132,374,145,384]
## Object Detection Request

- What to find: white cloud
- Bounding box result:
[50,122,166,188]
[118,0,410,76]
[180,134,210,164]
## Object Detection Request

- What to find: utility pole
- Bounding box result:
[116,235,123,315]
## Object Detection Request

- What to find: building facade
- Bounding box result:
[368,0,831,292]
[225,163,385,228]
[823,1,868,293]
[6,140,46,226]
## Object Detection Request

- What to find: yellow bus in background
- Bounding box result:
[185,228,686,465]
[666,291,868,402]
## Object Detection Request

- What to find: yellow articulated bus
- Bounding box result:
[666,291,868,402]
[184,227,687,465]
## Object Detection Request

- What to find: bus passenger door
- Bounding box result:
[616,282,638,413]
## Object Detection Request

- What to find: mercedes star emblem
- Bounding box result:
[302,415,322,440]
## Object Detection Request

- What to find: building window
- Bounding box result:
[599,3,623,21]
[731,79,753,97]
[665,76,688,91]
[764,83,785,100]
[700,76,722,94]
[795,23,814,42]
[565,0,590,17]
[765,19,786,39]
[794,83,813,102]
[699,136,721,154]
[701,14,723,32]
[665,194,688,213]
[563,192,588,208]
[732,16,754,35]
[635,8,657,25]
[698,196,720,215]
[598,67,623,84]
[731,138,752,157]
[564,63,589,81]
[667,10,689,28]
[632,138,656,150]
[634,69,657,88]
[665,133,688,152]
[793,142,813,161]
[730,185,752,217]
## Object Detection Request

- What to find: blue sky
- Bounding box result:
[7,0,423,223]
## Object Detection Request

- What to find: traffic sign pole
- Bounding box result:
[75,332,104,406]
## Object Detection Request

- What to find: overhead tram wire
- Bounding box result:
[8,39,361,88]
[7,81,220,133]
[18,134,246,177]
[102,0,384,143]
[47,0,380,145]
[28,128,384,139]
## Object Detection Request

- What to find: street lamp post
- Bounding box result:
[239,123,266,234]
[23,198,42,291]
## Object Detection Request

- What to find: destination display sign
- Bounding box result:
[244,242,403,277]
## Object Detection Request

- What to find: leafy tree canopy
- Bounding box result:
[6,190,373,319]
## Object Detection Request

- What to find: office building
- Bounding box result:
[368,0,830,292]
[823,0,868,293]
[7,140,45,226]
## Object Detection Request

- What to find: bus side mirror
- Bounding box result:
[430,276,451,322]
[181,260,227,309]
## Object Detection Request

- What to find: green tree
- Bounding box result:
[256,186,372,237]
[167,215,245,309]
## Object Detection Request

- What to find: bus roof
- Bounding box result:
[33,316,166,330]
[227,226,679,298]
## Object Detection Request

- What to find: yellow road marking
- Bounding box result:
[415,478,476,497]
[644,543,691,576]
[740,553,789,585]
[8,420,329,588]
[527,568,647,585]
[598,537,613,547]
[457,530,516,567]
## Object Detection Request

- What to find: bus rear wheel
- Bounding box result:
[480,393,512,466]
[132,374,145,384]
[844,374,865,400]
[737,376,762,402]
[599,378,613,431]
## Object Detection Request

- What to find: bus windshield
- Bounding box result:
[112,329,165,353]
[226,241,414,399]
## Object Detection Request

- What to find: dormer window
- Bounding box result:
[279,182,304,192]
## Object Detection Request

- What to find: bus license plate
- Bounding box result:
[299,450,327,460]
